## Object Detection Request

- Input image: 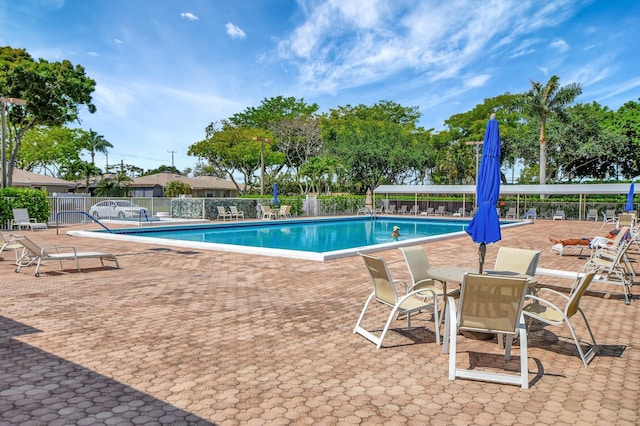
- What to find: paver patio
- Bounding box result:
[1,219,638,425]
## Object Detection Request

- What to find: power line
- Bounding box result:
[168,150,177,168]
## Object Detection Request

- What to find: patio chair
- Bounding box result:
[0,232,24,263]
[452,207,465,217]
[586,209,599,221]
[435,206,446,215]
[400,245,461,337]
[523,271,599,367]
[11,234,120,277]
[581,230,634,304]
[354,253,440,348]
[216,206,232,221]
[552,210,566,220]
[617,212,635,229]
[409,205,420,215]
[522,208,536,221]
[504,207,517,219]
[443,273,530,389]
[397,205,408,214]
[11,208,48,231]
[229,205,244,220]
[386,205,396,214]
[260,205,278,220]
[493,247,541,277]
[600,209,617,229]
[424,207,435,215]
[278,205,292,219]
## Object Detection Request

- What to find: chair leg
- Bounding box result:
[518,316,529,389]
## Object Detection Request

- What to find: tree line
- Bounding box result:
[2,45,639,196]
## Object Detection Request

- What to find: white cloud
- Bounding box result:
[550,38,570,51]
[180,12,199,21]
[114,38,123,44]
[225,22,246,39]
[88,51,99,57]
[276,0,582,96]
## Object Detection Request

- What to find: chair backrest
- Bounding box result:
[566,271,597,319]
[618,213,634,227]
[458,273,528,334]
[229,206,238,213]
[507,207,516,214]
[262,205,271,213]
[399,245,432,286]
[398,205,407,213]
[217,206,227,214]
[605,209,616,218]
[12,208,30,222]
[523,208,536,218]
[437,206,446,213]
[361,254,399,307]
[611,226,630,248]
[588,209,598,216]
[9,234,42,255]
[555,210,565,217]
[494,247,541,276]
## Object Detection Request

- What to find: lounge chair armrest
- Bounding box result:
[47,245,78,255]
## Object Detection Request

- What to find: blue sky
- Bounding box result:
[1,0,639,174]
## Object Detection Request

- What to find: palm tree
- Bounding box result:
[520,75,582,184]
[95,171,132,196]
[83,129,113,165]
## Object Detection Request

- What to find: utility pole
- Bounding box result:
[252,137,271,195]
[168,150,176,168]
[1,97,27,188]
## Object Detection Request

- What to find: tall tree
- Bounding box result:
[81,129,113,165]
[519,75,582,184]
[0,46,96,185]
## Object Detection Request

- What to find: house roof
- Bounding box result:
[11,169,76,188]
[132,172,238,190]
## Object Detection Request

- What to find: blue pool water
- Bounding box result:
[70,217,521,261]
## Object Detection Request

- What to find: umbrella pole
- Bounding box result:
[478,242,486,274]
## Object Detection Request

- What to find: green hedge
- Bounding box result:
[1,187,51,228]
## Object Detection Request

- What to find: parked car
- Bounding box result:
[89,200,148,219]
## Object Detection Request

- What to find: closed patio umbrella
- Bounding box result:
[273,183,279,206]
[466,114,502,273]
[625,182,634,211]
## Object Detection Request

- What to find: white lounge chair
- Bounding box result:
[260,205,278,220]
[11,208,48,231]
[0,232,23,263]
[11,234,120,277]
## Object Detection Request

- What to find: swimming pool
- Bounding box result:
[68,216,522,261]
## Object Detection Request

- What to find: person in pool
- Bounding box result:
[391,226,401,240]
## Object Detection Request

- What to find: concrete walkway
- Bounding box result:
[1,219,638,425]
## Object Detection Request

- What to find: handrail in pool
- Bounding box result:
[55,211,113,234]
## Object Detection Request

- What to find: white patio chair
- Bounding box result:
[11,208,48,231]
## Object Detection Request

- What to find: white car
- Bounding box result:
[89,200,148,219]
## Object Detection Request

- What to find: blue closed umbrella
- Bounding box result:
[625,182,634,211]
[466,114,502,273]
[273,183,279,206]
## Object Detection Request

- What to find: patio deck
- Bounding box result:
[1,219,638,425]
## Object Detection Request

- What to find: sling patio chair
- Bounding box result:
[0,232,24,263]
[581,229,634,304]
[523,270,599,367]
[11,233,120,277]
[229,205,245,220]
[216,206,233,221]
[399,245,461,337]
[552,210,566,220]
[493,247,541,277]
[443,273,531,389]
[260,205,278,220]
[354,253,440,348]
[505,207,517,219]
[586,209,599,221]
[600,209,617,229]
[11,208,48,231]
